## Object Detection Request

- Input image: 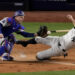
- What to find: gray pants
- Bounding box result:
[35,36,66,60]
[35,28,75,60]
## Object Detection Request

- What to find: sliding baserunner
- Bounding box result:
[35,15,75,60]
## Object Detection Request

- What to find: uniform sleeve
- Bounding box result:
[16,31,35,37]
[16,24,35,37]
[16,25,34,37]
[0,17,12,27]
[19,31,34,37]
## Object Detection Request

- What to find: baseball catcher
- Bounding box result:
[0,10,47,61]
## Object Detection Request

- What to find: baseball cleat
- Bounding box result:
[1,53,14,61]
[1,56,14,61]
[64,53,68,58]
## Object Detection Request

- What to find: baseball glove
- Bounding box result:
[37,26,48,38]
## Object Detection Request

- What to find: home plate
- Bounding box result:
[13,53,27,61]
[20,53,27,58]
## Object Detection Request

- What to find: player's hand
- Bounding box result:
[67,14,75,27]
[67,14,73,20]
[47,31,51,35]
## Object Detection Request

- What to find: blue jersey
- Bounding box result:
[0,17,34,38]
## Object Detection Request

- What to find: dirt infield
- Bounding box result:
[0,44,75,73]
[0,11,75,73]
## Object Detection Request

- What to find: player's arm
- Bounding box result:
[16,25,49,38]
[67,15,75,27]
[16,29,37,37]
[15,25,37,37]
[15,26,37,46]
[16,26,48,47]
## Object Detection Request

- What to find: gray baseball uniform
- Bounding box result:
[35,28,75,60]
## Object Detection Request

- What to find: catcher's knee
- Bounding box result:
[0,37,14,56]
[1,39,13,54]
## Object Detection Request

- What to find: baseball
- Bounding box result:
[47,31,51,34]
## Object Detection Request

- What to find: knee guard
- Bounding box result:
[4,40,13,54]
[0,39,14,55]
[0,34,15,56]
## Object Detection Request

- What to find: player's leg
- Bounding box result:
[36,41,64,60]
[7,34,16,54]
[16,36,53,46]
[0,40,14,61]
[0,34,15,61]
[35,36,59,46]
[16,38,37,47]
[16,36,59,47]
[35,36,51,46]
[16,36,51,46]
[0,38,11,60]
[36,48,52,60]
[0,38,6,56]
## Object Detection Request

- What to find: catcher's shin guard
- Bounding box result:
[0,39,14,55]
[0,46,6,56]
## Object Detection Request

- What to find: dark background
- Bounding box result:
[0,0,75,11]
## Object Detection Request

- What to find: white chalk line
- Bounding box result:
[46,61,75,66]
[0,55,75,66]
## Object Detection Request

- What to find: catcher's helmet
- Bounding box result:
[14,10,25,17]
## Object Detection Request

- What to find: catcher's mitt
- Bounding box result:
[37,26,48,37]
